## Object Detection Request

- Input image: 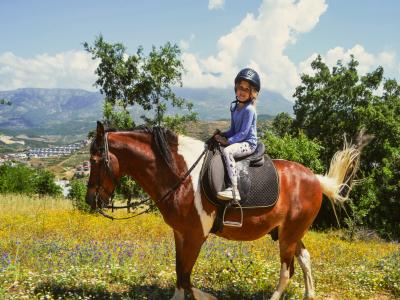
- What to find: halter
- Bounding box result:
[90,131,208,220]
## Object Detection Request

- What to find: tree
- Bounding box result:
[83,35,196,132]
[261,130,324,174]
[292,55,400,239]
[34,169,62,197]
[68,179,89,211]
[0,163,36,194]
[0,163,61,197]
[271,112,294,137]
[140,42,197,130]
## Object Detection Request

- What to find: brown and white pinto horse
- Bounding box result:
[86,122,363,300]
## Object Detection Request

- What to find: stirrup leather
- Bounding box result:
[217,186,241,201]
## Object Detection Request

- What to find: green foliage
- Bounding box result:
[102,101,134,129]
[68,179,89,211]
[0,163,37,194]
[271,112,293,137]
[140,42,197,128]
[0,163,61,196]
[261,130,325,174]
[34,169,62,197]
[292,55,400,239]
[84,35,197,132]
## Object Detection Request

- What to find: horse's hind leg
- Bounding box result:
[171,230,217,300]
[295,241,316,300]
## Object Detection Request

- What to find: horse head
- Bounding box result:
[86,121,120,211]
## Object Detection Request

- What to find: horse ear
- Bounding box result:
[96,121,105,146]
[97,121,105,137]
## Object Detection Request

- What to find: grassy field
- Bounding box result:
[0,194,399,300]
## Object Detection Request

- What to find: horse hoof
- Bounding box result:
[192,287,217,300]
[303,292,316,300]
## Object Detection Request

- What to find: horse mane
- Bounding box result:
[104,125,179,174]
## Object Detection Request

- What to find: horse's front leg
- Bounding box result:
[171,230,216,300]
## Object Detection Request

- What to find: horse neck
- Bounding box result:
[107,131,182,204]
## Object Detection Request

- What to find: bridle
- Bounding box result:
[89,131,208,220]
[88,132,125,219]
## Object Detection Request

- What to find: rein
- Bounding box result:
[93,131,208,221]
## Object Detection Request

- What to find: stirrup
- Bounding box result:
[222,189,243,228]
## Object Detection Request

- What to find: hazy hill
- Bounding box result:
[0,88,102,135]
[0,87,293,138]
[176,87,293,120]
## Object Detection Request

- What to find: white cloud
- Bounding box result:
[299,45,396,77]
[208,0,224,10]
[0,50,98,91]
[179,34,195,51]
[183,0,398,101]
[183,0,329,99]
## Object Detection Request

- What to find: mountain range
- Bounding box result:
[0,87,293,137]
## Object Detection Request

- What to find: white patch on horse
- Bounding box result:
[177,135,215,237]
[297,247,315,299]
[192,287,217,300]
[171,287,184,300]
[270,262,290,300]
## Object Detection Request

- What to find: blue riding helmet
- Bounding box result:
[234,68,261,92]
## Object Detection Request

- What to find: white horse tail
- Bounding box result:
[316,130,373,223]
[316,143,361,205]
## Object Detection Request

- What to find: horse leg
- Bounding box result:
[171,230,217,300]
[295,241,316,300]
[270,236,297,300]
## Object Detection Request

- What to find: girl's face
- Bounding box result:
[236,80,251,102]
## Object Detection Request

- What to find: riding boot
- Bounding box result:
[217,185,241,201]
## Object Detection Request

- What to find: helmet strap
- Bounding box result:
[231,97,252,112]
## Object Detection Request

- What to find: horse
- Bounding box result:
[86,121,364,300]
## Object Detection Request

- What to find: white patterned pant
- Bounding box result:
[221,142,255,187]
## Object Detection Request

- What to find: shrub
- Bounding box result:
[260,130,325,174]
[68,179,90,211]
[34,169,62,197]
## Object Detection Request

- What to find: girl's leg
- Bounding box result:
[218,142,254,200]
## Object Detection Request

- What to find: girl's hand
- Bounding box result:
[213,129,221,136]
[214,134,228,146]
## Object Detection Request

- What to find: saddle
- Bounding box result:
[200,140,280,230]
[200,141,280,208]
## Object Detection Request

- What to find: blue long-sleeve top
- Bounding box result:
[223,102,258,149]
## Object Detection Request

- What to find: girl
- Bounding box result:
[214,68,260,201]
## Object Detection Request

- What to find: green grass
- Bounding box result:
[0,194,399,299]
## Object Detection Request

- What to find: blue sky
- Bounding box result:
[1,0,399,100]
